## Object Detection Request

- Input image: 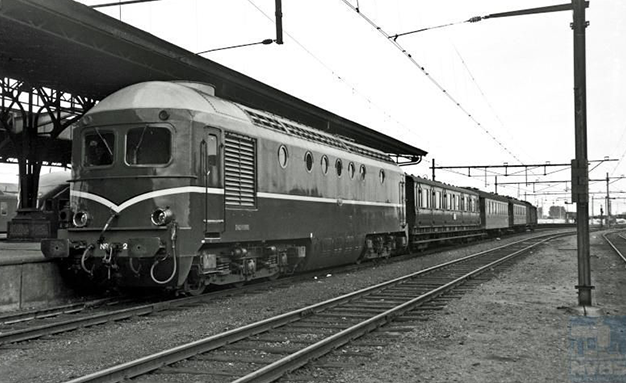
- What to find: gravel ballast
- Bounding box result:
[334,231,626,383]
[2,230,622,383]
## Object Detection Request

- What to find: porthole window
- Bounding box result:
[336,159,343,177]
[379,169,385,184]
[348,162,355,179]
[278,145,289,168]
[321,155,329,175]
[304,151,314,172]
[359,165,366,181]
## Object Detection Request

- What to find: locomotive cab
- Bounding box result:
[42,83,203,291]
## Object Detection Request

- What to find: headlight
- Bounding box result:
[73,210,91,228]
[151,207,174,226]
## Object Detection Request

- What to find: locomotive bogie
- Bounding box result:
[187,241,308,288]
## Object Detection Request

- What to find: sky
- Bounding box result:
[17,0,624,215]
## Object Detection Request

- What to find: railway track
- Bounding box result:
[0,275,307,346]
[0,296,165,345]
[0,297,123,326]
[0,230,548,347]
[0,255,408,346]
[64,231,569,383]
[602,230,626,264]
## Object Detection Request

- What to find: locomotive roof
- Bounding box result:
[87,81,397,164]
[408,175,479,196]
[0,0,427,163]
[467,187,523,204]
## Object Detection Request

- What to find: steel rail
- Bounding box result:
[0,279,287,345]
[0,297,128,325]
[231,235,557,383]
[64,232,567,383]
[602,232,626,263]
[0,303,164,345]
[0,298,111,325]
[0,264,349,345]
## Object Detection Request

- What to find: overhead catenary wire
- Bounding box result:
[452,45,529,163]
[610,126,626,176]
[340,0,524,165]
[88,0,426,147]
[245,0,420,142]
[389,20,467,41]
[196,38,274,55]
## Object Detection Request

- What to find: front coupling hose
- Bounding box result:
[150,223,178,285]
[81,244,96,276]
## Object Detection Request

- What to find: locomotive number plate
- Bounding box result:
[99,243,129,250]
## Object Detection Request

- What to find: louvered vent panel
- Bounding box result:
[224,133,256,208]
[242,107,394,164]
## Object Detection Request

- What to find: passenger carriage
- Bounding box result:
[474,189,510,234]
[405,176,482,250]
[507,196,529,232]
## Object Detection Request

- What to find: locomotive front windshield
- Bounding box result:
[126,126,171,165]
[84,129,114,167]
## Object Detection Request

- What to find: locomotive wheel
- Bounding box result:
[183,276,206,296]
[266,271,280,281]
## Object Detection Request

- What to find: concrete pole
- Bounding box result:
[572,0,593,306]
[606,172,611,228]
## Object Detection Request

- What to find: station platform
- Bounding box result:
[0,240,74,312]
[0,241,47,266]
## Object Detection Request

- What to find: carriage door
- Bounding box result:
[203,127,224,235]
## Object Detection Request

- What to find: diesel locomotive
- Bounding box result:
[41,81,536,294]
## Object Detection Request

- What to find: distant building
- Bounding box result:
[0,182,18,194]
[549,205,567,219]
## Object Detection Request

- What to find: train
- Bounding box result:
[41,81,536,294]
[0,191,18,233]
[38,171,72,236]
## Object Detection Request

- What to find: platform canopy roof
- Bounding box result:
[0,0,426,160]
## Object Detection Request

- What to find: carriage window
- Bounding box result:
[379,170,385,184]
[423,188,430,208]
[417,187,423,208]
[278,145,289,168]
[360,165,366,181]
[85,130,114,167]
[126,126,171,165]
[321,155,329,175]
[305,151,314,172]
[348,162,355,179]
[336,159,343,177]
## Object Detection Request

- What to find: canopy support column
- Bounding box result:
[0,78,90,241]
